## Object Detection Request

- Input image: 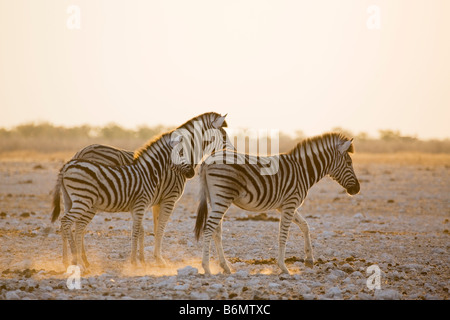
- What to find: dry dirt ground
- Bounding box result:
[0,152,449,300]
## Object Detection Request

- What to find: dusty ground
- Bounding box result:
[0,152,449,300]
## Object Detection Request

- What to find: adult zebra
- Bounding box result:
[51,112,233,268]
[194,132,360,275]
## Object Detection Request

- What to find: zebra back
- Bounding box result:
[72,144,135,166]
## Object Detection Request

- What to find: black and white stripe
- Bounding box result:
[72,144,135,166]
[194,132,360,275]
[51,112,233,268]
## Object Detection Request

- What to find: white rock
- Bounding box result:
[40,292,54,300]
[310,281,322,288]
[374,289,401,300]
[210,283,224,291]
[297,283,312,294]
[326,273,338,282]
[191,291,209,300]
[343,277,352,284]
[322,231,335,239]
[353,213,364,220]
[268,282,280,289]
[325,287,342,299]
[358,292,373,300]
[345,284,357,292]
[174,283,189,291]
[177,266,198,277]
[235,270,249,277]
[331,269,347,278]
[26,279,37,288]
[41,285,53,292]
[5,291,20,300]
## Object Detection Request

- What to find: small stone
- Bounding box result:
[325,287,342,299]
[374,289,401,300]
[235,270,249,277]
[174,283,189,291]
[177,266,198,277]
[191,291,209,300]
[358,292,373,300]
[5,291,20,300]
[210,283,223,291]
[297,283,311,294]
[353,213,364,220]
[341,263,355,273]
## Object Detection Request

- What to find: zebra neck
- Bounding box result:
[292,143,333,188]
[135,140,171,177]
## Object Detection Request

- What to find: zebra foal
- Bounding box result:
[194,132,360,275]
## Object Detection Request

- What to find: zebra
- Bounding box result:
[51,112,233,268]
[194,132,360,275]
[51,134,193,269]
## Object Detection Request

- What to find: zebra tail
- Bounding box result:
[50,172,63,223]
[194,163,209,241]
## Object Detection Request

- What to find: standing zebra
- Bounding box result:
[194,132,360,275]
[51,133,193,268]
[51,112,233,268]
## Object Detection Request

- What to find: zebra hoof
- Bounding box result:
[305,258,314,269]
[155,258,168,267]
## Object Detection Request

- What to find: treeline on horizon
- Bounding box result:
[0,122,449,154]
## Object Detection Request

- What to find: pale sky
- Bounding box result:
[0,0,449,139]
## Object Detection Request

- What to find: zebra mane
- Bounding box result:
[177,112,228,128]
[133,112,228,161]
[288,132,354,155]
[133,131,174,161]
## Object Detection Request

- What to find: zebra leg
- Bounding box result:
[60,212,80,266]
[293,210,314,268]
[130,209,145,266]
[202,202,231,275]
[154,201,175,266]
[212,220,232,274]
[61,189,71,267]
[80,232,90,268]
[138,224,145,265]
[62,233,70,268]
[278,208,295,274]
[74,210,95,270]
[152,204,160,236]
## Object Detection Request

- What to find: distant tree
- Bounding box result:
[99,123,135,139]
[356,132,370,141]
[378,129,402,141]
[136,124,168,141]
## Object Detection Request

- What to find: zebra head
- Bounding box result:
[329,137,360,195]
[169,136,196,179]
[173,112,235,167]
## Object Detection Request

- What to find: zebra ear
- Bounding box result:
[212,114,227,129]
[338,139,353,154]
[169,135,183,148]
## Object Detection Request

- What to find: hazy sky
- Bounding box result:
[1,0,449,139]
